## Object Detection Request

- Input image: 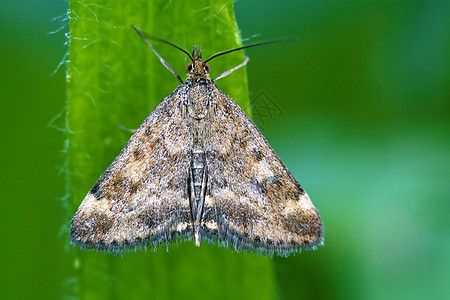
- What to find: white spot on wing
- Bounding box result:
[283,193,314,215]
[259,161,274,180]
[176,222,189,232]
[205,195,214,206]
[204,221,218,230]
[80,193,110,214]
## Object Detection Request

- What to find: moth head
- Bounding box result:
[185,46,211,81]
[185,61,211,76]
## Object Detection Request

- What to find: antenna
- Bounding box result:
[204,38,296,63]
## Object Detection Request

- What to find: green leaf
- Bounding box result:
[66,0,276,299]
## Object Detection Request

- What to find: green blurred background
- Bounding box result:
[1,0,449,299]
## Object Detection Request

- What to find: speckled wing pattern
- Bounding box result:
[70,79,323,256]
[70,88,195,251]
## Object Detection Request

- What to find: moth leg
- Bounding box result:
[188,164,197,224]
[212,56,249,82]
[189,151,208,246]
[196,164,208,222]
[193,165,208,246]
[132,25,183,84]
[117,123,137,133]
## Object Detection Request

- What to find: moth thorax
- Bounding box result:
[186,86,210,120]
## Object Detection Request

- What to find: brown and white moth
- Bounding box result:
[70,26,324,256]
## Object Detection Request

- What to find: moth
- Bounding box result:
[70,25,324,256]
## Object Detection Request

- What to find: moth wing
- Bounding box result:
[204,88,323,256]
[70,88,193,251]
